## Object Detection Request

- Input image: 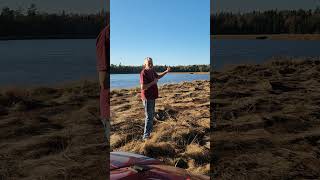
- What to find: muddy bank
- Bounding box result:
[110,80,210,176]
[0,81,107,179]
[212,58,320,179]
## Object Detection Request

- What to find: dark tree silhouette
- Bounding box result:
[211,8,320,35]
[110,64,210,74]
[0,5,107,39]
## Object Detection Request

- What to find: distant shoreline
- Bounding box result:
[3,34,320,41]
[168,72,209,74]
[212,34,320,40]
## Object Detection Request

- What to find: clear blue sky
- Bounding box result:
[110,0,210,66]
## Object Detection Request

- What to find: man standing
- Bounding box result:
[140,57,170,140]
[96,25,110,142]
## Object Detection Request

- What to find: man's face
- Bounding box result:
[145,59,153,69]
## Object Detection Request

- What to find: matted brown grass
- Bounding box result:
[0,80,107,179]
[212,58,320,179]
[110,80,210,176]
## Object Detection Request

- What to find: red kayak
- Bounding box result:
[110,152,210,180]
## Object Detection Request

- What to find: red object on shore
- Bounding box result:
[110,152,210,180]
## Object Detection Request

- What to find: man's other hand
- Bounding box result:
[153,78,158,84]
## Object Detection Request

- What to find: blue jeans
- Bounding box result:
[142,99,155,139]
[100,118,110,143]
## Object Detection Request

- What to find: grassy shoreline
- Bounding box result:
[2,58,320,178]
[110,80,210,175]
[0,79,210,178]
[212,34,320,40]
[212,58,320,179]
[0,80,107,179]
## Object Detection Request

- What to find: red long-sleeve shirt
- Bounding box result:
[96,26,110,119]
[140,68,159,100]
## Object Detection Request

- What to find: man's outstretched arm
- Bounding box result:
[157,67,171,79]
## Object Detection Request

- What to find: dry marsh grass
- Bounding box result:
[110,80,210,176]
[212,58,320,179]
[0,80,107,179]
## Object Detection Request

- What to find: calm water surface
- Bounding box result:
[0,39,209,87]
[0,39,96,86]
[212,39,320,70]
[111,73,209,89]
[1,39,320,86]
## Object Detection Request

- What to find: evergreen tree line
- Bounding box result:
[211,8,320,34]
[110,64,210,74]
[0,4,107,39]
